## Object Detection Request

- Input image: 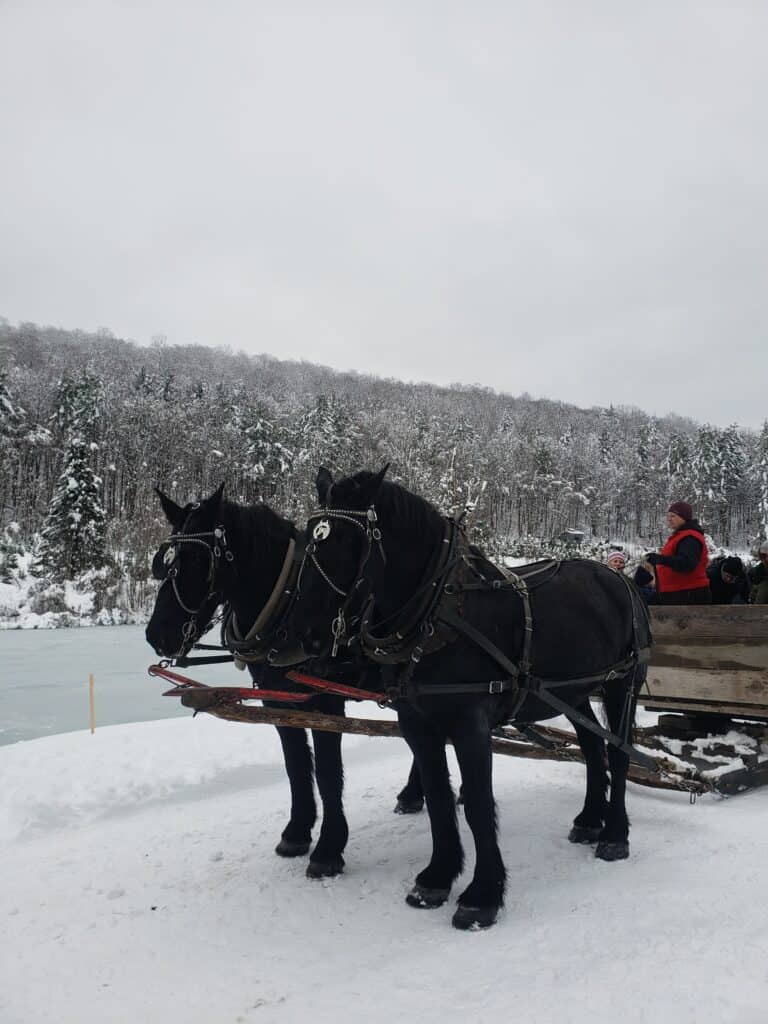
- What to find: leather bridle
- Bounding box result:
[299,505,385,657]
[153,505,233,656]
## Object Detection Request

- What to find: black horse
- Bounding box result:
[275,467,651,930]
[145,485,424,879]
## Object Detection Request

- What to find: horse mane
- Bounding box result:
[221,498,296,546]
[333,472,444,544]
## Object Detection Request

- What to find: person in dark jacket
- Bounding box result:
[644,501,711,605]
[748,542,768,604]
[707,555,750,605]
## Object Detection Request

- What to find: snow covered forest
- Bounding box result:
[1,319,767,623]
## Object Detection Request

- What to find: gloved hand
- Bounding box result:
[644,553,661,566]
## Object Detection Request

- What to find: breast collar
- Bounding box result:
[222,537,304,667]
[358,517,464,666]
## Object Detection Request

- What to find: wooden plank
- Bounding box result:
[649,605,768,641]
[643,667,768,706]
[650,640,768,673]
[639,697,768,720]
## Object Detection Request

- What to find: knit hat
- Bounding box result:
[721,556,744,577]
[607,549,628,567]
[668,501,693,521]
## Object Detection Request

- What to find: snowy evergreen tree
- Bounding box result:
[242,403,294,504]
[755,422,768,541]
[0,367,23,440]
[295,394,361,474]
[36,375,106,580]
[691,424,745,543]
[0,367,26,521]
[632,419,658,536]
[0,521,21,582]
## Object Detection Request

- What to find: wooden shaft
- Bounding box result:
[193,703,704,793]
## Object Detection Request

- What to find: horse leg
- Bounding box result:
[450,709,506,930]
[273,725,316,857]
[307,698,349,878]
[568,701,609,845]
[596,682,635,861]
[399,705,463,910]
[394,757,425,814]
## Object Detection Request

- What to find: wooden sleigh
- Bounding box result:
[163,606,768,799]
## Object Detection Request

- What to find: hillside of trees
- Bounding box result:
[1,319,767,622]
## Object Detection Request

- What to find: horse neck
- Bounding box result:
[369,495,444,621]
[222,502,296,630]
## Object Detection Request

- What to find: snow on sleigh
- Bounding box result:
[153,604,768,799]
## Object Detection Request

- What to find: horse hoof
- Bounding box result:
[394,796,424,814]
[568,825,602,845]
[452,905,498,930]
[595,840,629,862]
[406,885,450,909]
[306,857,344,878]
[275,838,310,858]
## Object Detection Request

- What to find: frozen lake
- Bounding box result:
[0,626,241,746]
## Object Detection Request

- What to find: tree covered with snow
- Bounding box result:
[2,319,767,596]
[755,421,768,542]
[36,374,106,580]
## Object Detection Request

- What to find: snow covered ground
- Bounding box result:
[2,710,767,1023]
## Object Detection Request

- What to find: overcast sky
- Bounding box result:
[1,2,766,428]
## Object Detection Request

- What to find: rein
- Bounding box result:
[222,536,306,667]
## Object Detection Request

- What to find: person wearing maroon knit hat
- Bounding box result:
[643,501,711,605]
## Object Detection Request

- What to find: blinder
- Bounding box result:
[151,542,178,581]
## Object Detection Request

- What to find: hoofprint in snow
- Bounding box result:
[1,715,767,1024]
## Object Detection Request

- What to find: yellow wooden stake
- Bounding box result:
[89,673,95,734]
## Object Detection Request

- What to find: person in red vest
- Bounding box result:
[643,501,711,605]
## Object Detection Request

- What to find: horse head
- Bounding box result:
[280,464,441,662]
[145,483,230,659]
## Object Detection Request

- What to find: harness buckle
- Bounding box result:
[488,680,506,694]
[411,645,423,664]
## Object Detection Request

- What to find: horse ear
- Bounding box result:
[370,463,389,499]
[316,466,334,506]
[206,482,225,509]
[156,487,185,528]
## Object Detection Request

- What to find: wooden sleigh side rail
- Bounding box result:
[642,606,768,722]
